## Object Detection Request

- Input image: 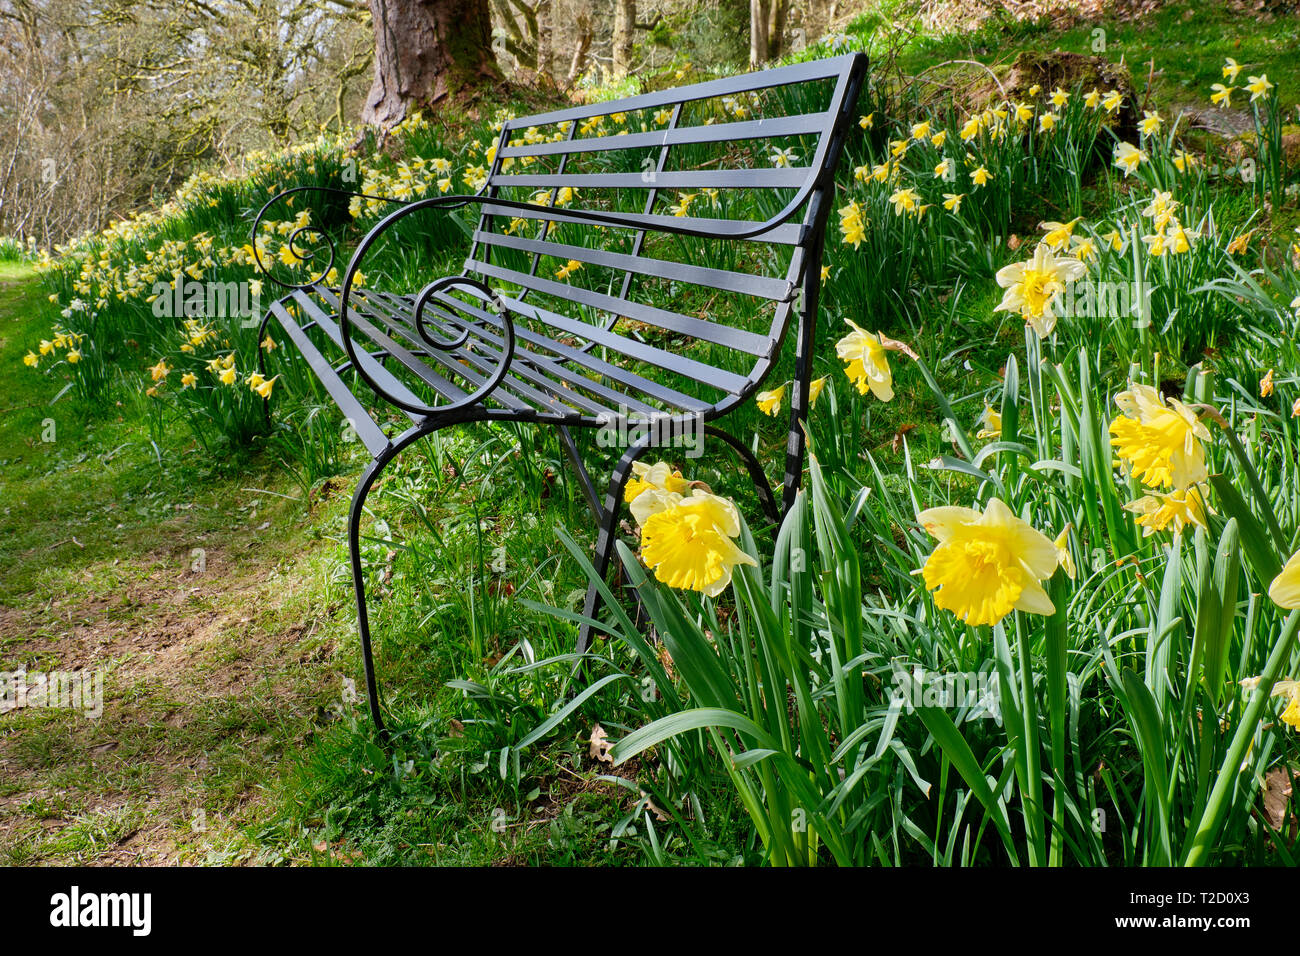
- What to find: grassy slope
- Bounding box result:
[893,0,1300,126]
[0,263,722,866]
[3,0,1296,867]
[0,263,347,863]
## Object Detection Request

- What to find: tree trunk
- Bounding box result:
[535,0,552,79]
[766,0,787,61]
[565,11,592,88]
[612,0,635,79]
[749,0,769,68]
[362,0,503,131]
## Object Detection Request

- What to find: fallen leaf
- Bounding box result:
[1262,768,1297,831]
[589,723,614,764]
[892,423,918,452]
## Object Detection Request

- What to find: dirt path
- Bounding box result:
[0,263,352,864]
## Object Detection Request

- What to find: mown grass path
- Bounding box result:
[0,263,353,864]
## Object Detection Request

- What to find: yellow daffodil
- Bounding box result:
[976,405,1002,439]
[910,120,931,141]
[1028,84,1041,96]
[993,242,1086,338]
[960,116,982,142]
[1261,368,1275,398]
[918,497,1058,627]
[1108,383,1210,490]
[1268,680,1300,730]
[1246,74,1272,101]
[1124,484,1213,536]
[23,351,38,367]
[1142,190,1178,230]
[859,113,875,129]
[1054,525,1076,580]
[971,165,991,187]
[625,461,692,505]
[756,384,785,416]
[1172,150,1197,173]
[254,375,278,399]
[639,491,757,597]
[219,366,237,386]
[839,200,867,248]
[835,320,894,401]
[1102,90,1123,113]
[555,259,582,280]
[1139,111,1163,136]
[1014,101,1034,124]
[820,264,831,281]
[934,158,954,179]
[1210,83,1234,108]
[181,372,198,388]
[67,349,81,364]
[1166,224,1196,255]
[1113,141,1147,177]
[1223,58,1242,82]
[1083,88,1101,109]
[1049,87,1069,107]
[930,130,947,147]
[149,359,170,381]
[1039,218,1080,250]
[769,147,798,168]
[888,187,921,217]
[1142,231,1169,257]
[1038,112,1058,133]
[1070,235,1096,260]
[1269,549,1300,608]
[943,193,964,213]
[808,376,827,407]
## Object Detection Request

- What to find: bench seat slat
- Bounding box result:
[268,301,391,456]
[466,260,752,395]
[348,291,614,420]
[302,290,481,407]
[288,291,432,413]
[498,112,828,159]
[427,288,713,415]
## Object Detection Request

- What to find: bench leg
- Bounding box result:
[347,421,451,738]
[576,438,653,654]
[783,237,826,515]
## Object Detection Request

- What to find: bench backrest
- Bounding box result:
[459,53,867,421]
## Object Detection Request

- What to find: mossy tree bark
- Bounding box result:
[362,0,504,131]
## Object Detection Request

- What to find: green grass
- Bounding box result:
[893,0,1300,115]
[0,263,741,865]
[5,0,1300,867]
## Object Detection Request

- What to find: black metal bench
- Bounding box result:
[253,52,867,735]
